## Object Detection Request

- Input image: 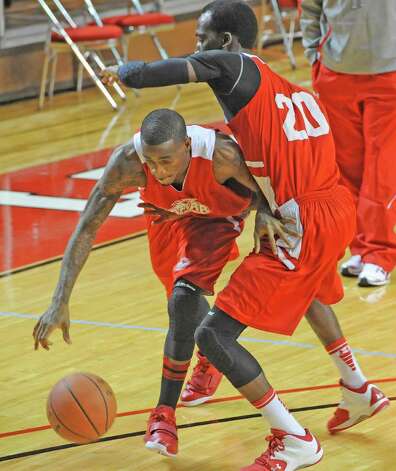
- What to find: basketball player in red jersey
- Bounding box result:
[33,109,295,458]
[101,1,390,469]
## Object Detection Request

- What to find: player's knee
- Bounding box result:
[168,282,203,342]
[194,325,233,374]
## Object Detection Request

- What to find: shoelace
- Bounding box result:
[193,358,210,376]
[254,434,285,468]
[150,411,175,426]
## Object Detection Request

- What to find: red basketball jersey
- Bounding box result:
[227,55,339,206]
[133,125,251,218]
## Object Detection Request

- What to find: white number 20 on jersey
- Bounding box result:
[275,91,329,141]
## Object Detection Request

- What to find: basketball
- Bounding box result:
[47,373,117,443]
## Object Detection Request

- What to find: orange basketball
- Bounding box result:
[47,372,117,443]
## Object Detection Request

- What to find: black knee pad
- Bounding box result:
[194,325,234,374]
[167,279,204,343]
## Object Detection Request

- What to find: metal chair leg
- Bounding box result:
[270,0,297,69]
[48,50,58,98]
[39,47,51,109]
[150,31,168,60]
[120,35,130,62]
[77,50,90,92]
[110,45,123,66]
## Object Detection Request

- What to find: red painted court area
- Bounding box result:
[0,149,146,274]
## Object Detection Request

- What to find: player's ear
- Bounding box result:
[222,32,232,49]
[185,136,192,150]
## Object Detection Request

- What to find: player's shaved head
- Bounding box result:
[201,0,258,49]
[141,109,187,146]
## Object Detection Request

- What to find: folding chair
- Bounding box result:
[84,0,175,61]
[257,0,301,69]
[38,0,126,110]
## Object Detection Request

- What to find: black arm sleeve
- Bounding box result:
[118,51,261,119]
[188,51,261,119]
[118,58,189,88]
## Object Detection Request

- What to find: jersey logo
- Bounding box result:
[170,198,210,216]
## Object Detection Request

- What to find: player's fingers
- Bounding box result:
[33,322,41,349]
[153,216,166,224]
[284,227,301,238]
[38,323,54,342]
[32,321,40,338]
[35,322,46,341]
[62,324,72,345]
[34,323,47,350]
[277,228,293,248]
[281,217,296,224]
[267,225,277,256]
[39,325,55,350]
[40,338,53,351]
[254,231,261,254]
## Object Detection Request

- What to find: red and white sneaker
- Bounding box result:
[340,255,363,277]
[328,381,390,433]
[240,429,323,471]
[180,352,223,406]
[144,405,178,457]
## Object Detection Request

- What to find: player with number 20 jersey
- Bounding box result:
[116,48,356,335]
[213,54,356,335]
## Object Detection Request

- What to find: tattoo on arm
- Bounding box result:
[213,134,273,214]
[52,144,145,305]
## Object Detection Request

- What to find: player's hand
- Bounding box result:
[101,65,121,86]
[138,202,182,224]
[254,209,301,255]
[33,304,72,351]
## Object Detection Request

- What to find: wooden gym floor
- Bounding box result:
[0,43,395,470]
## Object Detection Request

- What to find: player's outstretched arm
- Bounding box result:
[33,144,145,351]
[101,59,194,89]
[101,51,243,89]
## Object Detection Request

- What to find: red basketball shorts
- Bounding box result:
[215,185,356,335]
[147,216,243,297]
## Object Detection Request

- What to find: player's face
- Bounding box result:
[195,11,225,52]
[142,137,191,186]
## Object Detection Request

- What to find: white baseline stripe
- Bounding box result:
[1,311,395,358]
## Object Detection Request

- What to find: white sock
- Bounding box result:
[252,388,305,435]
[326,337,367,388]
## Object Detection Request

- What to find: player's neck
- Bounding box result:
[172,153,191,189]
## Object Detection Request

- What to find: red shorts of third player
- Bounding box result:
[147,216,243,297]
[215,185,355,336]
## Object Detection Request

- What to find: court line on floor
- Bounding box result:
[0,397,394,462]
[1,377,395,440]
[2,311,396,358]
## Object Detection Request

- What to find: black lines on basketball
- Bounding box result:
[48,396,91,442]
[46,373,117,444]
[80,373,109,431]
[63,379,101,437]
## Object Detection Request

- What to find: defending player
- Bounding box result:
[101,1,390,469]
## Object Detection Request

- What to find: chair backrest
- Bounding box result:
[52,0,78,27]
[83,0,103,26]
[131,0,163,14]
[37,0,86,29]
[277,0,299,9]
